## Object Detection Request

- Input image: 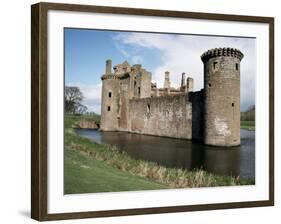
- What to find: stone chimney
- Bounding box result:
[186,77,194,92]
[164,71,170,89]
[105,59,112,74]
[181,72,186,87]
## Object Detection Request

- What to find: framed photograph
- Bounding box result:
[31,2,274,221]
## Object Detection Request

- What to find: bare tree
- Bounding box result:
[65,86,87,114]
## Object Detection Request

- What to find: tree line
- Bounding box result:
[241,105,255,121]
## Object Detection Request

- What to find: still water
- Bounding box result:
[75,129,255,179]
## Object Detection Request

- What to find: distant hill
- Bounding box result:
[241,105,255,121]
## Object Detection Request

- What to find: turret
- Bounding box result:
[201,48,243,146]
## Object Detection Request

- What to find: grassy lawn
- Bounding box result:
[64,115,167,194]
[241,120,255,130]
[65,148,167,194]
[64,115,254,194]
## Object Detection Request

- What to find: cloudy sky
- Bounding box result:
[65,28,256,114]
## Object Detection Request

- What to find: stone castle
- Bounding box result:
[100,47,243,146]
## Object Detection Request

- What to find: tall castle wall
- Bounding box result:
[129,94,192,139]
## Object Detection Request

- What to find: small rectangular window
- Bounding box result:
[213,61,218,69]
[108,92,112,98]
[138,87,141,95]
[107,106,111,111]
[235,63,239,70]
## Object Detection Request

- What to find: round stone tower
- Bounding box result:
[201,48,244,146]
[100,59,119,131]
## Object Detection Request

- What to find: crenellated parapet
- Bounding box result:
[201,47,244,62]
[101,74,117,80]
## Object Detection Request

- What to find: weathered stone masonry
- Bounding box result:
[100,48,243,146]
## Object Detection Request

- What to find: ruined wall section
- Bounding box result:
[118,75,130,131]
[131,65,142,99]
[139,70,152,98]
[130,65,152,99]
[129,94,192,139]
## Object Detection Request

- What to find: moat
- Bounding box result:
[75,129,255,179]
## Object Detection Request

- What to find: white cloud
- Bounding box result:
[68,82,102,114]
[120,49,130,58]
[114,42,130,58]
[115,33,256,111]
[131,55,143,64]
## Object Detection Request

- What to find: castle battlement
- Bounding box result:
[101,74,116,80]
[201,47,244,62]
[100,47,243,147]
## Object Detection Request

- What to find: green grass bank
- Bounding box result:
[241,120,255,131]
[64,115,254,194]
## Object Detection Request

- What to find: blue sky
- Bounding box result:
[65,28,256,114]
[65,29,162,85]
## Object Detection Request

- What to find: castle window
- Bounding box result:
[138,87,141,95]
[107,106,111,111]
[235,63,239,70]
[134,81,136,87]
[147,104,151,113]
[208,83,211,87]
[108,92,112,98]
[213,61,218,70]
[232,103,235,107]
